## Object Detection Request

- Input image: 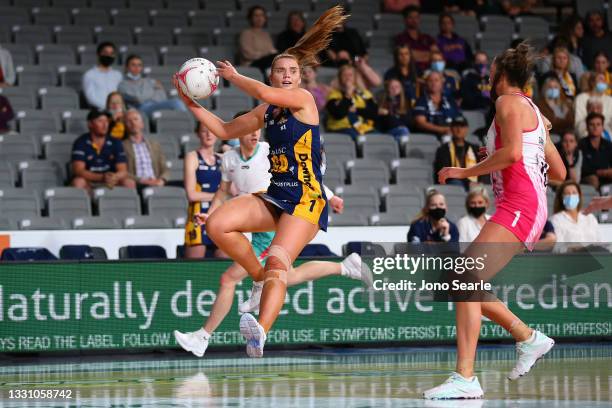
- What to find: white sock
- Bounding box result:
[253,280,264,288]
[519,330,536,344]
[195,328,210,340]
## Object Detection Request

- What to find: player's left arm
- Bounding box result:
[216,60,315,110]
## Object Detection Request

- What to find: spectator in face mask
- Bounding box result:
[118,55,186,118]
[575,72,612,137]
[408,189,459,243]
[535,75,574,134]
[550,181,602,244]
[460,51,493,112]
[422,51,461,101]
[82,42,123,110]
[457,186,490,242]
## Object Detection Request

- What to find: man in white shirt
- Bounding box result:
[82,42,123,109]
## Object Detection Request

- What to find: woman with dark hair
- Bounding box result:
[239,5,277,67]
[174,6,347,358]
[557,15,584,58]
[377,78,412,140]
[550,181,601,244]
[553,130,582,186]
[429,42,566,399]
[579,51,612,93]
[275,11,306,52]
[384,45,418,103]
[535,75,574,134]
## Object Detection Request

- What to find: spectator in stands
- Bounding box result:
[325,65,378,139]
[579,52,611,94]
[118,55,186,118]
[83,42,123,110]
[436,13,473,72]
[558,15,584,60]
[433,115,479,188]
[582,10,612,71]
[413,70,461,141]
[301,66,331,112]
[553,130,582,187]
[377,78,412,141]
[325,9,368,65]
[457,186,490,242]
[538,37,585,83]
[0,45,15,87]
[384,45,418,104]
[550,181,602,244]
[275,11,306,52]
[395,6,439,73]
[239,6,277,69]
[408,189,459,243]
[535,75,574,135]
[545,46,578,100]
[0,95,14,133]
[500,0,537,16]
[424,50,461,100]
[460,51,492,111]
[122,109,169,188]
[184,122,223,259]
[575,72,612,137]
[106,91,127,140]
[384,0,420,13]
[71,109,134,191]
[328,51,382,90]
[579,112,612,189]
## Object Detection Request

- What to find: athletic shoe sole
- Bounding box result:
[239,313,264,358]
[508,338,555,381]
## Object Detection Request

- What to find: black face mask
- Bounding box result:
[336,58,351,67]
[99,55,115,67]
[468,206,487,217]
[428,208,446,221]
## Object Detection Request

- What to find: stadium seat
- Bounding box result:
[404,142,438,162]
[16,65,57,87]
[174,27,214,46]
[328,210,369,226]
[16,110,61,134]
[169,0,201,10]
[213,28,241,47]
[124,215,172,229]
[118,45,158,67]
[299,244,337,257]
[462,110,486,136]
[1,247,57,261]
[39,87,80,111]
[111,9,150,27]
[453,15,479,49]
[62,110,89,135]
[580,184,598,208]
[58,65,88,91]
[215,87,255,113]
[19,217,68,230]
[369,212,411,226]
[381,184,423,213]
[119,245,167,259]
[0,134,39,161]
[143,65,176,91]
[150,10,189,27]
[0,44,34,66]
[312,0,341,11]
[91,0,127,8]
[59,245,94,260]
[142,185,188,222]
[347,159,390,185]
[0,216,17,230]
[152,110,195,134]
[0,7,30,27]
[577,0,604,17]
[54,0,89,8]
[516,16,550,41]
[72,8,111,27]
[36,44,77,66]
[316,67,338,85]
[147,134,180,159]
[334,185,380,213]
[159,45,197,66]
[323,161,345,189]
[374,13,405,33]
[0,188,41,219]
[53,25,94,46]
[478,34,511,58]
[94,26,134,45]
[32,8,71,25]
[130,0,164,9]
[0,162,15,188]
[134,27,173,47]
[0,86,36,110]
[392,158,433,186]
[46,187,91,220]
[360,134,400,162]
[72,215,121,229]
[95,187,141,219]
[343,241,386,257]
[91,246,108,259]
[277,0,311,12]
[13,26,53,45]
[165,159,184,184]
[323,133,356,166]
[19,160,64,190]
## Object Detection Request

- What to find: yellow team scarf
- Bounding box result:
[449,141,477,182]
[110,122,125,140]
[606,71,612,96]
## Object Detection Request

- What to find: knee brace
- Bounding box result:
[263,245,291,284]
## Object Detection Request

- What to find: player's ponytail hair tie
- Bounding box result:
[273,5,348,69]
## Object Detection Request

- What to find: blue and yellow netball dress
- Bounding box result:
[184,152,222,246]
[259,105,328,231]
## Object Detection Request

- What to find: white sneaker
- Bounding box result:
[239,313,266,358]
[508,330,555,380]
[173,329,209,358]
[341,253,373,287]
[238,281,264,314]
[423,372,484,400]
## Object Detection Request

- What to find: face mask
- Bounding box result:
[563,194,580,210]
[109,108,122,115]
[546,88,560,99]
[337,59,351,67]
[596,82,608,93]
[226,139,239,147]
[475,63,488,75]
[431,61,445,72]
[99,55,115,67]
[429,207,446,221]
[126,72,141,80]
[468,206,486,217]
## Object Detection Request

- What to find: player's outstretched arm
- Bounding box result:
[216,60,314,110]
[173,74,265,140]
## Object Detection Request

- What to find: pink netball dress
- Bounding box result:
[486,93,549,250]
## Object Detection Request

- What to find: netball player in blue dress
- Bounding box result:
[174,6,347,357]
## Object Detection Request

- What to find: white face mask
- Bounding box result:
[126,72,142,80]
